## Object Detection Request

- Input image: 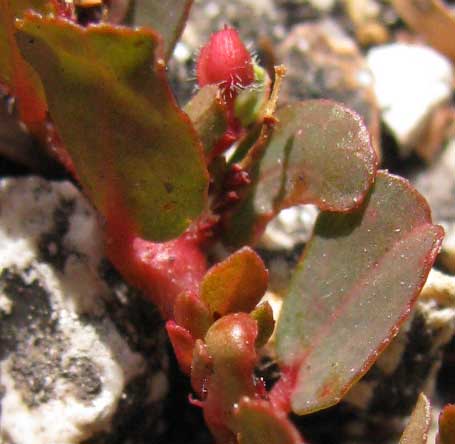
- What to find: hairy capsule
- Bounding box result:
[197,27,254,102]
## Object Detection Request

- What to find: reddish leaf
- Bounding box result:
[191,339,213,399]
[224,100,378,245]
[261,101,376,214]
[166,320,195,375]
[133,0,192,60]
[174,291,213,339]
[399,393,431,444]
[438,404,455,444]
[275,171,444,415]
[235,397,304,444]
[203,313,260,443]
[16,15,209,242]
[201,247,269,317]
[0,0,47,124]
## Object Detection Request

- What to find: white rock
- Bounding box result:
[260,204,319,251]
[0,177,169,444]
[367,43,453,153]
[308,0,337,12]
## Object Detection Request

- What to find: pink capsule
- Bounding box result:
[197,27,254,102]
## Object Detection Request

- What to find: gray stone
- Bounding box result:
[0,177,169,444]
[260,205,319,251]
[0,95,54,173]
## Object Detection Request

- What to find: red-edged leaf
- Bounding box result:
[133,0,192,61]
[438,404,455,444]
[235,397,304,444]
[204,314,259,400]
[191,339,213,399]
[224,100,378,246]
[16,15,209,242]
[174,291,213,339]
[203,313,260,443]
[0,0,47,124]
[201,247,269,317]
[275,171,444,415]
[166,320,195,375]
[400,393,431,444]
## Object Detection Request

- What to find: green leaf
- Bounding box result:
[228,124,262,166]
[438,404,455,444]
[234,63,271,127]
[133,0,192,61]
[224,100,377,246]
[250,302,275,348]
[275,171,444,415]
[16,15,209,242]
[0,0,47,124]
[400,393,431,444]
[201,247,268,317]
[184,85,227,155]
[235,397,303,444]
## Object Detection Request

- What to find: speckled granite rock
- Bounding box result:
[0,177,169,444]
[276,20,381,156]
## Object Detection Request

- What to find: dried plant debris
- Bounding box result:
[393,0,455,62]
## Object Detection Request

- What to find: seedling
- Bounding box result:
[0,1,446,443]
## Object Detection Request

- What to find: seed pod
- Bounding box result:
[197,27,254,102]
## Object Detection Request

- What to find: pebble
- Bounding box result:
[367,43,454,155]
